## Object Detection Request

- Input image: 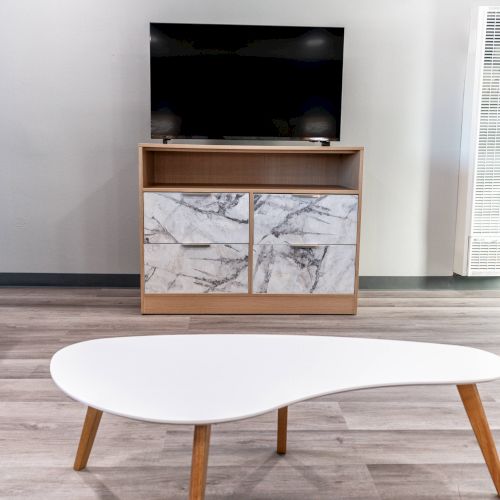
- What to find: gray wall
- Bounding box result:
[0,0,494,276]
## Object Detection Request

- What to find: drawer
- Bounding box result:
[254,194,357,245]
[144,244,248,293]
[253,244,355,294]
[144,192,249,244]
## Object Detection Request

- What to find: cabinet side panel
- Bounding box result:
[353,150,364,312]
[139,147,146,312]
[337,151,362,190]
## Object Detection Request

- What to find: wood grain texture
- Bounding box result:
[353,149,364,313]
[142,293,356,314]
[138,143,363,153]
[189,425,211,500]
[277,407,288,455]
[73,406,102,471]
[139,147,146,313]
[142,184,359,194]
[139,144,363,191]
[337,150,363,190]
[3,288,500,498]
[458,384,500,495]
[145,151,346,188]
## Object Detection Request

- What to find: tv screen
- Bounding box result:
[150,23,344,141]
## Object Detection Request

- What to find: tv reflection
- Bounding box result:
[151,109,182,138]
[294,107,337,139]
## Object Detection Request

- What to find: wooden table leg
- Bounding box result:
[73,406,103,471]
[277,406,288,455]
[189,424,211,500]
[458,384,500,495]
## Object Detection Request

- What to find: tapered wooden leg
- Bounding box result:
[458,384,500,495]
[73,406,103,471]
[277,406,288,455]
[189,425,211,500]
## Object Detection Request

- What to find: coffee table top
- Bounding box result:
[50,335,500,425]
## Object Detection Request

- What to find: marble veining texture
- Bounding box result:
[144,192,249,244]
[253,244,356,294]
[254,194,358,244]
[144,244,248,293]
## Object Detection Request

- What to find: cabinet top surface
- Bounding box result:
[51,334,500,425]
[139,143,363,153]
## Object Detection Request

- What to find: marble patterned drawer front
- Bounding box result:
[254,194,358,245]
[253,244,356,294]
[144,192,249,244]
[144,244,248,293]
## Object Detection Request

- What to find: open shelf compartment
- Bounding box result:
[140,146,362,192]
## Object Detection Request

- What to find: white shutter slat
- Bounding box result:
[469,9,500,274]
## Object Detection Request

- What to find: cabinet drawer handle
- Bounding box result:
[182,192,212,196]
[289,243,323,248]
[181,243,212,247]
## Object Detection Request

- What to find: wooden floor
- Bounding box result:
[2,288,500,499]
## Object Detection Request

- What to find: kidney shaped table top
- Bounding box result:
[51,334,500,499]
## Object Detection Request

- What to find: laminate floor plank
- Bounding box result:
[1,288,500,499]
[340,401,500,430]
[369,463,500,499]
[0,465,380,500]
[0,359,49,378]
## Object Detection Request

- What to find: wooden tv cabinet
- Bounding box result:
[139,144,364,314]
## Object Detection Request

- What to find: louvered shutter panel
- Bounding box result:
[456,7,500,276]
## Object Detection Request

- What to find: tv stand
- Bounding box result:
[139,143,363,314]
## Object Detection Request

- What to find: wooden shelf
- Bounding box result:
[140,145,363,191]
[142,184,359,194]
[139,143,363,155]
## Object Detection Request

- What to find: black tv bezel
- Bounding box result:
[149,22,344,142]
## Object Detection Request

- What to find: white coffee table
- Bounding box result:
[50,335,500,499]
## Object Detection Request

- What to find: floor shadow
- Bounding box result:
[77,470,121,500]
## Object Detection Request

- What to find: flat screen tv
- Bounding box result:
[150,23,344,141]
